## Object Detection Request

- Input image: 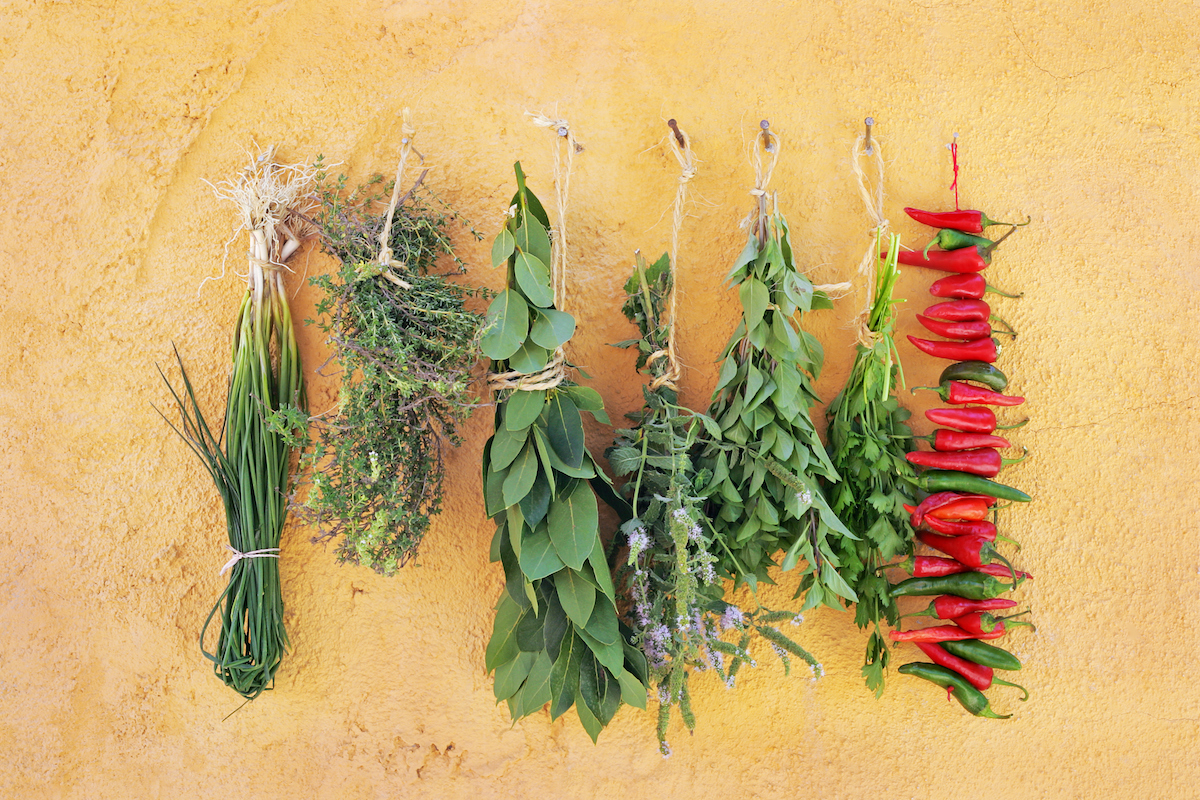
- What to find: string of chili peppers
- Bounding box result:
[881,186,1036,719]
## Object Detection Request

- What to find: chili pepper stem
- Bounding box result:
[983,224,1019,256]
[997,533,1022,550]
[996,418,1030,431]
[990,313,1018,335]
[987,282,1024,299]
[993,677,1030,701]
[1002,448,1030,468]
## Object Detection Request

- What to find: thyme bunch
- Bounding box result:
[609,253,821,757]
[294,164,484,575]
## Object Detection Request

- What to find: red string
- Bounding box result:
[949,136,960,210]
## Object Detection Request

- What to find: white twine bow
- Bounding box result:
[219,544,280,576]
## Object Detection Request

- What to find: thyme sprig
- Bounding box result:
[292,162,484,575]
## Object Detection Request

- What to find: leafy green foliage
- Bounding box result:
[824,234,918,695]
[293,162,484,575]
[609,252,822,757]
[701,208,857,609]
[483,164,644,741]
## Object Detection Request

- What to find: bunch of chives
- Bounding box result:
[159,148,314,699]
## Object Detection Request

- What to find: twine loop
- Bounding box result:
[486,111,583,395]
[487,348,568,392]
[850,128,890,346]
[376,108,421,288]
[219,544,280,576]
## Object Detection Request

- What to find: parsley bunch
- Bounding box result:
[824,233,918,695]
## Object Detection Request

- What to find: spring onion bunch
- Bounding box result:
[158,148,315,699]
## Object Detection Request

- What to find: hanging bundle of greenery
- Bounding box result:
[701,126,858,610]
[294,123,484,575]
[157,147,314,699]
[825,133,918,694]
[481,160,648,742]
[609,251,820,757]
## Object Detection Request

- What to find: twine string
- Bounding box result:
[487,112,582,394]
[376,108,419,290]
[649,121,697,392]
[851,129,889,347]
[219,544,280,576]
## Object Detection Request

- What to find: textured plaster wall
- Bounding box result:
[1,1,1197,797]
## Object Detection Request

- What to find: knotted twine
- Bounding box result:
[373,108,424,290]
[850,128,889,347]
[748,126,851,298]
[486,113,580,393]
[645,123,696,392]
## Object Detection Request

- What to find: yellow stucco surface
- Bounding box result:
[3,1,1198,797]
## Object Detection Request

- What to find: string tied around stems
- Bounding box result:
[851,117,890,348]
[371,107,430,290]
[485,113,583,394]
[219,545,280,576]
[647,118,698,392]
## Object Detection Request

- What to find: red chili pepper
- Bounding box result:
[907,449,1004,477]
[916,314,994,341]
[908,336,998,363]
[925,406,1029,434]
[923,516,997,538]
[905,207,1030,234]
[925,299,992,322]
[904,495,995,527]
[913,642,994,690]
[910,556,1033,582]
[929,274,1023,300]
[916,531,1017,577]
[912,381,1024,406]
[954,611,1035,637]
[917,430,1012,451]
[889,625,1006,643]
[908,596,1019,621]
[904,492,995,527]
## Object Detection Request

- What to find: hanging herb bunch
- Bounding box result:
[482,160,649,742]
[701,124,858,609]
[157,147,315,699]
[295,124,484,575]
[826,232,918,695]
[609,249,819,757]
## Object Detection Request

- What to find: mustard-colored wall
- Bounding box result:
[3,1,1197,797]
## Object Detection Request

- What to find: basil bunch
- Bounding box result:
[481,164,648,741]
[825,235,917,695]
[702,209,858,608]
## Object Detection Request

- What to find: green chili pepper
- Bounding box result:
[916,469,1032,503]
[938,361,1008,392]
[889,572,1022,600]
[898,662,1012,719]
[941,639,1023,672]
[922,229,997,258]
